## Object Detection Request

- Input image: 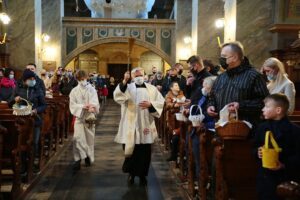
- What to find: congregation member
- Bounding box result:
[261,57,296,114]
[207,41,269,129]
[9,69,47,173]
[186,55,211,105]
[165,81,186,161]
[255,93,300,200]
[162,67,181,96]
[69,70,100,172]
[40,69,52,90]
[174,63,187,95]
[151,71,164,93]
[60,70,78,95]
[114,68,164,186]
[26,63,46,96]
[0,68,16,103]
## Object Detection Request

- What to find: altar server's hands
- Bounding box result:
[139,100,151,109]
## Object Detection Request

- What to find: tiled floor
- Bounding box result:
[25,100,187,200]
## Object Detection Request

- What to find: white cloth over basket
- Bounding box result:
[188,105,205,127]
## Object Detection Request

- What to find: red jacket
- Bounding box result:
[101,87,108,96]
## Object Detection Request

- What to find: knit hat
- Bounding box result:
[22,69,35,81]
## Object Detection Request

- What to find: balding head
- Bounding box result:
[131,67,144,78]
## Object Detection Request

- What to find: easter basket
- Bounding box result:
[188,105,205,127]
[12,98,33,116]
[262,131,282,169]
[216,109,250,139]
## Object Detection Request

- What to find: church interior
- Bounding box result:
[0,0,300,199]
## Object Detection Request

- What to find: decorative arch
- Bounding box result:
[63,37,172,67]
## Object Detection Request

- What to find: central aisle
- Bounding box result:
[26,100,186,200]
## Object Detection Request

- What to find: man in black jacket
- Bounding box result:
[9,69,47,174]
[26,63,46,96]
[186,55,211,105]
[207,41,269,128]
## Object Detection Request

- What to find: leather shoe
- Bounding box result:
[85,157,91,167]
[127,174,135,185]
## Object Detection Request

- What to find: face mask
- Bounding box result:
[27,80,36,87]
[170,76,177,81]
[157,75,162,80]
[80,79,88,87]
[134,76,144,85]
[201,88,208,96]
[9,74,14,79]
[267,74,277,81]
[219,57,229,70]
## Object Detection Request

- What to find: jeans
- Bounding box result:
[33,127,41,158]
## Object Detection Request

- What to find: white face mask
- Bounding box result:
[80,79,88,87]
[201,88,208,96]
[134,76,144,85]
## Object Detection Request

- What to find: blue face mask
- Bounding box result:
[9,74,14,79]
[267,74,277,81]
[27,79,36,87]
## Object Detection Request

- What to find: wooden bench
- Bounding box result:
[212,136,259,200]
[0,113,35,199]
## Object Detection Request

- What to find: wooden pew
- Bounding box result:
[198,129,215,200]
[212,136,258,200]
[0,113,35,199]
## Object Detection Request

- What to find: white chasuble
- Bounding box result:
[114,82,165,156]
[69,84,100,162]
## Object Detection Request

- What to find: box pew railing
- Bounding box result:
[0,111,35,199]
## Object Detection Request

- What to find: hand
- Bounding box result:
[156,85,162,91]
[183,99,191,107]
[207,106,218,117]
[174,103,180,108]
[228,102,239,112]
[32,109,37,115]
[258,147,263,159]
[123,71,130,84]
[88,107,96,113]
[138,100,151,109]
[15,96,21,103]
[186,77,195,86]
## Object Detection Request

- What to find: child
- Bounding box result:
[101,85,108,104]
[255,93,300,200]
[165,81,186,161]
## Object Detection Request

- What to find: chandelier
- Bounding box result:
[83,0,155,18]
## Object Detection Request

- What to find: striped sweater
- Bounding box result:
[208,57,269,126]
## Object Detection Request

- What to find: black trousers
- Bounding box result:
[122,144,151,177]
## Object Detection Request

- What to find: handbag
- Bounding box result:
[262,131,282,169]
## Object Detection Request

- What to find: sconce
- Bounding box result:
[0,12,10,44]
[183,36,192,44]
[215,18,225,47]
[41,33,50,43]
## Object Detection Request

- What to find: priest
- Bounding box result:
[114,67,164,186]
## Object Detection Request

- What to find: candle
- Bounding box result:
[217,36,221,47]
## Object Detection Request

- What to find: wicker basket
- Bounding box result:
[216,110,250,139]
[188,105,205,127]
[175,112,187,122]
[12,98,32,116]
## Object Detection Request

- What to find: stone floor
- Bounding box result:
[25,100,187,200]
